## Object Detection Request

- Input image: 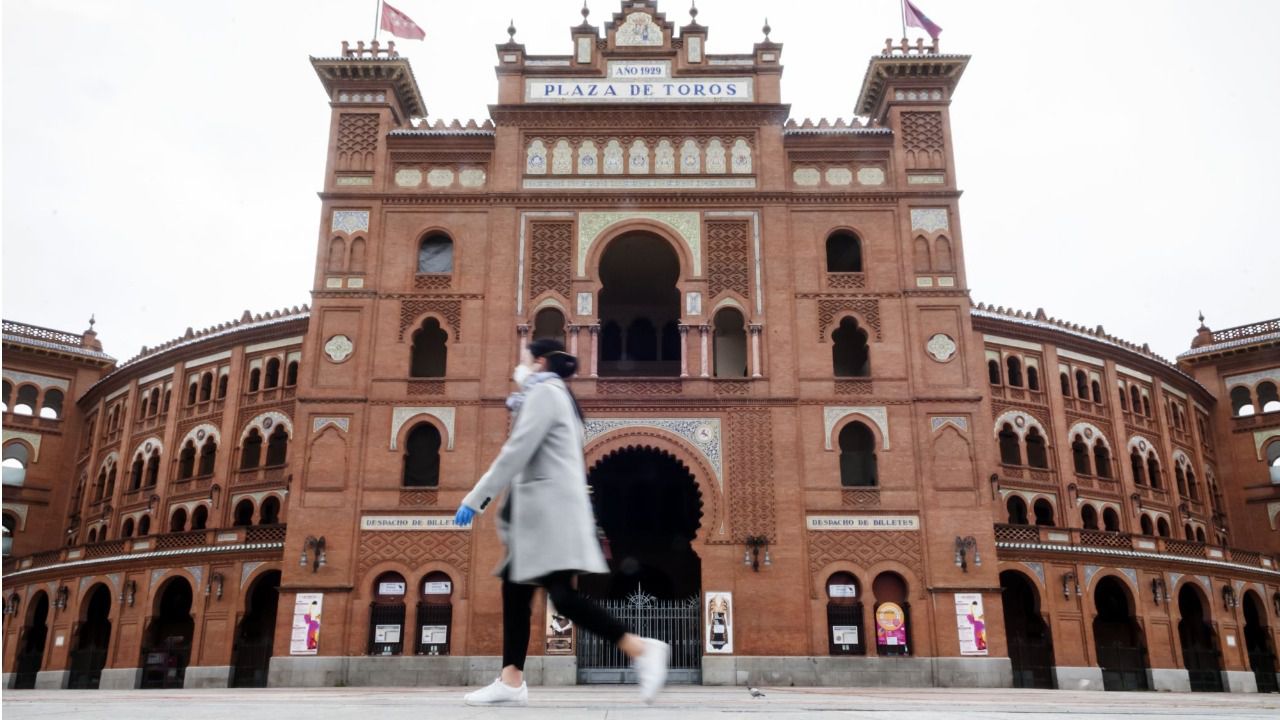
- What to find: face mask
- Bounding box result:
[512,364,532,385]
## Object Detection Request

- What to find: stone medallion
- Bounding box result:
[325,335,354,363]
[926,333,957,362]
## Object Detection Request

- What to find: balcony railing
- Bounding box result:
[2,524,288,575]
[993,524,1276,569]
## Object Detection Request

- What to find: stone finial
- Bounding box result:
[1191,311,1214,349]
[689,1,698,21]
[762,18,771,40]
[81,314,103,350]
[582,1,590,21]
[507,19,516,41]
[1034,308,1048,321]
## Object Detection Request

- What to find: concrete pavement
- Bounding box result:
[4,686,1279,719]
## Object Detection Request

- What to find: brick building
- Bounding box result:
[3,1,1278,694]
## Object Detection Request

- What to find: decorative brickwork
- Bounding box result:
[807,530,923,599]
[336,113,379,171]
[399,490,439,506]
[826,273,867,290]
[901,111,944,169]
[413,274,452,291]
[400,298,462,339]
[528,222,574,302]
[818,299,882,341]
[705,220,750,300]
[357,530,471,596]
[726,410,775,542]
[407,381,445,396]
[841,489,880,507]
[835,380,873,395]
[597,380,682,395]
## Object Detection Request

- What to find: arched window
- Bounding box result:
[1175,464,1187,497]
[1146,454,1161,490]
[1129,386,1142,414]
[163,390,171,413]
[410,318,448,378]
[1,380,10,412]
[137,515,151,536]
[1184,523,1195,541]
[1025,428,1049,469]
[240,430,263,470]
[105,463,116,497]
[998,424,1021,465]
[1006,357,1024,387]
[1091,380,1102,404]
[1230,387,1256,416]
[713,308,748,378]
[1026,366,1040,392]
[150,387,162,413]
[197,438,217,477]
[987,359,1001,385]
[1259,382,1280,413]
[1102,507,1121,532]
[1032,499,1055,527]
[2,443,29,486]
[533,307,566,344]
[1081,504,1099,530]
[130,455,144,491]
[191,505,209,530]
[1141,395,1151,417]
[370,572,408,656]
[248,368,261,393]
[913,236,930,272]
[327,236,345,272]
[1060,372,1071,396]
[825,571,865,656]
[186,382,199,406]
[13,385,37,415]
[933,237,954,272]
[826,231,863,273]
[40,389,64,419]
[1071,436,1091,475]
[1130,448,1146,486]
[217,375,228,399]
[349,237,367,274]
[121,518,135,538]
[402,423,441,487]
[178,441,196,480]
[871,572,910,656]
[264,359,281,389]
[286,361,299,387]
[1118,386,1128,412]
[1006,496,1028,524]
[1075,370,1088,399]
[838,422,878,487]
[1139,515,1154,536]
[170,508,188,533]
[1194,526,1206,543]
[265,425,289,466]
[418,233,454,274]
[233,499,255,527]
[1185,469,1198,500]
[199,373,213,402]
[1155,517,1170,538]
[259,496,281,525]
[87,527,98,544]
[831,317,870,377]
[1094,443,1112,479]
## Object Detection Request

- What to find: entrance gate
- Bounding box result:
[577,590,701,684]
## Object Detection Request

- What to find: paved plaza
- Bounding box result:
[3,687,1279,719]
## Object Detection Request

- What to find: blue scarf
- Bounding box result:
[505,371,559,413]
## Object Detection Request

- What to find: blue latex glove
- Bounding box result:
[454,505,476,527]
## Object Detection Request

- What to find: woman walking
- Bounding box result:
[454,339,670,706]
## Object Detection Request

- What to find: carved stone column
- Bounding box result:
[589,324,600,378]
[678,324,690,378]
[568,324,580,356]
[749,324,764,378]
[699,325,711,378]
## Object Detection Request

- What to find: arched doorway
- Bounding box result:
[68,584,113,689]
[416,571,454,656]
[13,591,50,689]
[1000,570,1056,688]
[579,445,703,683]
[597,233,681,377]
[1242,590,1279,693]
[231,570,280,687]
[140,577,195,689]
[825,572,865,656]
[1092,576,1148,691]
[1177,584,1224,692]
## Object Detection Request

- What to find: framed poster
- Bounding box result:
[290,593,323,655]
[423,581,452,595]
[378,582,406,596]
[545,598,574,655]
[954,593,988,656]
[832,626,860,645]
[421,625,448,645]
[374,624,402,643]
[875,602,906,647]
[704,591,733,654]
[828,584,858,598]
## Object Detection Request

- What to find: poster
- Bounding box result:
[379,582,406,596]
[421,625,448,645]
[832,626,859,645]
[424,581,452,595]
[875,602,907,648]
[290,593,323,655]
[374,625,401,643]
[545,597,574,655]
[954,593,988,656]
[704,592,733,654]
[828,584,857,598]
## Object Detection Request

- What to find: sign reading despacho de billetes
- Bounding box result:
[360,515,468,531]
[806,515,921,531]
[525,77,753,103]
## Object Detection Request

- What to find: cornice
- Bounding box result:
[316,190,961,207]
[488,103,791,128]
[996,540,1280,579]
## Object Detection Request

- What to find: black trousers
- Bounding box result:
[502,571,628,671]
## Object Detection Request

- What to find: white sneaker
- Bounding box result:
[464,678,528,706]
[634,637,670,704]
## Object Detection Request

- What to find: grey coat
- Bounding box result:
[462,378,609,583]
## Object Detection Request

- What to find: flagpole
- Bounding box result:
[899,0,907,38]
[373,0,383,43]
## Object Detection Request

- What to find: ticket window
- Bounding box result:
[826,572,865,656]
[368,572,407,656]
[873,571,911,656]
[416,572,453,656]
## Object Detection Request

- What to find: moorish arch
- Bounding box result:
[594,229,684,377]
[579,214,701,278]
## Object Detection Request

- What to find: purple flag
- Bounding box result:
[904,0,943,39]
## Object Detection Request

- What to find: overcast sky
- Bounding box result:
[3,0,1276,367]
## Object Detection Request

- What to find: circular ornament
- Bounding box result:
[263,417,274,430]
[196,429,206,441]
[1138,440,1147,452]
[1084,428,1094,440]
[1014,415,1026,429]
[145,441,154,453]
[926,333,958,362]
[325,335,354,363]
[694,424,715,443]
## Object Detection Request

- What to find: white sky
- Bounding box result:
[3,0,1277,365]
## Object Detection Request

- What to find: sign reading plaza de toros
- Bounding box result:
[526,62,752,103]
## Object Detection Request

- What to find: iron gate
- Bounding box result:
[1008,631,1056,689]
[578,591,701,684]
